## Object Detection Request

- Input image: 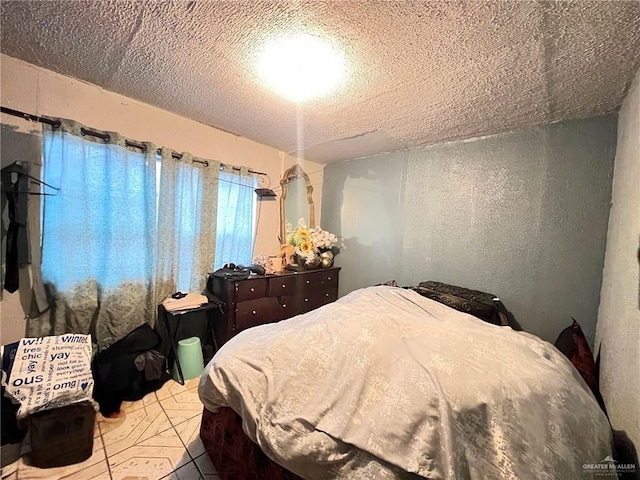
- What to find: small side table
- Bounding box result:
[156,300,222,385]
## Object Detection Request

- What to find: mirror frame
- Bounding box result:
[279,164,315,243]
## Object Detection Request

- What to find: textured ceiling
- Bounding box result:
[2,1,640,164]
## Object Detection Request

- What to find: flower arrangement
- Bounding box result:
[286,218,338,264]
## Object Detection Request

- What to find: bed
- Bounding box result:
[198,286,614,479]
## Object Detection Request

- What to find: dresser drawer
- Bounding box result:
[299,289,338,313]
[236,278,268,302]
[267,270,338,297]
[303,270,339,290]
[212,267,340,347]
[268,275,305,297]
[211,276,268,302]
[235,297,296,331]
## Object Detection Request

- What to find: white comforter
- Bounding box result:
[199,286,613,479]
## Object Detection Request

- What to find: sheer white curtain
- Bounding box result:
[39,123,253,348]
[155,149,219,300]
[214,169,257,269]
[41,121,157,348]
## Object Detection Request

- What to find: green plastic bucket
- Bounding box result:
[172,336,204,382]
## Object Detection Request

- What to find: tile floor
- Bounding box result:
[2,377,220,480]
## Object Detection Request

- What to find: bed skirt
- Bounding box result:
[199,407,303,480]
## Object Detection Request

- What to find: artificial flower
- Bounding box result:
[285,218,338,263]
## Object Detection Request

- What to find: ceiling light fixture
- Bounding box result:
[256,33,347,103]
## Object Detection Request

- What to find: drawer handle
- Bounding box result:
[306,280,310,284]
[282,303,287,308]
[325,293,329,297]
[327,277,332,281]
[304,298,309,302]
[282,284,286,288]
[250,287,255,292]
[252,310,257,315]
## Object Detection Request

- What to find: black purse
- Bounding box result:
[209,263,266,282]
[211,263,251,281]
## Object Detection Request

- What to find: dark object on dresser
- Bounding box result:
[409,281,508,326]
[26,401,95,468]
[244,264,267,276]
[211,263,267,282]
[92,323,166,416]
[200,407,302,480]
[212,264,251,281]
[208,267,340,347]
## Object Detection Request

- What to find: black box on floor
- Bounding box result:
[26,401,96,468]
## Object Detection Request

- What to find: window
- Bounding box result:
[214,171,257,270]
[41,131,156,293]
[42,130,257,295]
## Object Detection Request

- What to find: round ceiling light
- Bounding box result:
[256,33,347,103]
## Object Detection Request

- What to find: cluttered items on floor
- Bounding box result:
[92,323,166,417]
[2,326,169,470]
[1,334,97,468]
[1,371,26,472]
[4,334,95,420]
[27,400,96,468]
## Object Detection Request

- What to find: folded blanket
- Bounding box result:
[162,293,208,312]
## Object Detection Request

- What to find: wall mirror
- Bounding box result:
[279,164,315,243]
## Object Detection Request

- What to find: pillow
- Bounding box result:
[554,319,597,392]
[410,281,501,325]
[375,280,398,287]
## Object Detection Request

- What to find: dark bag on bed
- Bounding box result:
[410,281,505,325]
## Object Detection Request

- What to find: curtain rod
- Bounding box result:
[1,105,268,177]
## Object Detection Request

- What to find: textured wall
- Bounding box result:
[596,68,640,449]
[321,154,408,293]
[323,115,617,345]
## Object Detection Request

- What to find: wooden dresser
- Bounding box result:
[210,267,340,346]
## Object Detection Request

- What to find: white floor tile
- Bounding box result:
[101,402,173,457]
[161,461,203,480]
[159,388,203,426]
[107,437,191,480]
[174,415,206,459]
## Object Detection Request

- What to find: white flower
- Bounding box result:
[309,226,338,250]
[284,219,339,260]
